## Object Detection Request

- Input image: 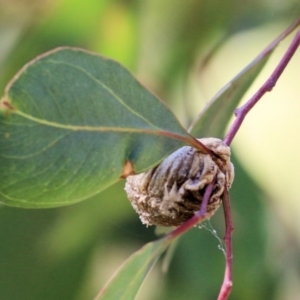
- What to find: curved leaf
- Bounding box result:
[95,237,170,300]
[191,15,300,137]
[0,47,192,208]
[188,49,271,138]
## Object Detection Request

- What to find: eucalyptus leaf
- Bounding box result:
[95,237,170,300]
[189,51,271,138]
[0,47,193,208]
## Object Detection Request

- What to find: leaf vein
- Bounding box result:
[47,59,161,130]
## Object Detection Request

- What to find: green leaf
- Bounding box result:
[0,47,192,208]
[95,237,170,300]
[188,50,271,138]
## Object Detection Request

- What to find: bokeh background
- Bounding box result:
[1,0,300,299]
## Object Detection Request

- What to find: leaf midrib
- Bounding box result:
[11,109,192,147]
[11,109,160,132]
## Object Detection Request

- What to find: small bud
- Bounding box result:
[125,138,234,227]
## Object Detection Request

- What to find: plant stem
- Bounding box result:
[167,17,300,300]
[167,180,214,240]
[166,181,234,300]
[217,189,233,300]
[218,18,300,300]
[224,25,300,146]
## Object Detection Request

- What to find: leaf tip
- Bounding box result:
[120,160,135,179]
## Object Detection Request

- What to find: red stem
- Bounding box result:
[217,189,234,300]
[224,25,300,146]
[215,18,300,299]
[166,17,300,300]
[218,18,300,300]
[167,180,214,240]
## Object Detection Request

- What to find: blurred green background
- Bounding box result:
[1,0,300,299]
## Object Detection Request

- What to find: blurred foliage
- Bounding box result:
[0,0,300,299]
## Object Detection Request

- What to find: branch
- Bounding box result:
[217,189,234,300]
[219,18,300,299]
[166,17,300,300]
[224,24,300,146]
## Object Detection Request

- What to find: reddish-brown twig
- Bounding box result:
[168,17,300,300]
[218,18,300,300]
[224,23,300,146]
[217,189,233,300]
